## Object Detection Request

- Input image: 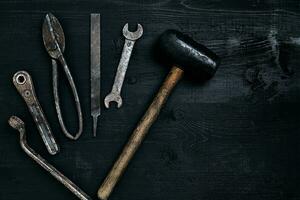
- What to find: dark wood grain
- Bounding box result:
[0,0,300,200]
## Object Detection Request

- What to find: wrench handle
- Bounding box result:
[111,39,135,94]
[8,116,91,200]
[13,71,59,155]
[98,66,184,200]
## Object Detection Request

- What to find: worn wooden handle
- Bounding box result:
[97,66,184,200]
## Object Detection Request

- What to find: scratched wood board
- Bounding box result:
[0,0,300,199]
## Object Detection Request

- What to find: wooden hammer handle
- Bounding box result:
[98,66,184,200]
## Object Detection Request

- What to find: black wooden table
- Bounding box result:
[0,1,300,200]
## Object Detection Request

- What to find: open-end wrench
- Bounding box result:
[8,116,91,200]
[104,23,143,108]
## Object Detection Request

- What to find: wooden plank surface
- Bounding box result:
[0,0,300,199]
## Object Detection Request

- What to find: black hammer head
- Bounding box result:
[157,30,220,79]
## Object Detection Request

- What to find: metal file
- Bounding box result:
[90,13,101,137]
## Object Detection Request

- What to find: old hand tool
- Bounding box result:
[13,71,59,155]
[98,30,220,200]
[8,116,91,200]
[104,23,143,108]
[90,13,101,137]
[42,13,83,140]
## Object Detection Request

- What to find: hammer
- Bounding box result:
[98,30,220,200]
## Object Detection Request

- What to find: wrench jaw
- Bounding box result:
[104,93,123,109]
[122,23,143,41]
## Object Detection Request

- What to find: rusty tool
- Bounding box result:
[97,30,220,200]
[13,71,59,155]
[8,116,91,200]
[104,23,143,108]
[42,13,83,140]
[90,13,101,137]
